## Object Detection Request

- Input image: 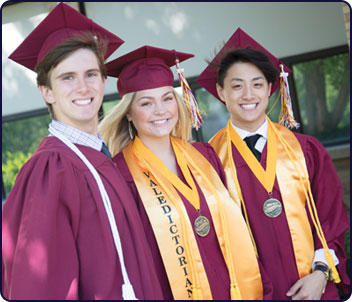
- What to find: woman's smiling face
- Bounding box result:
[127,86,179,141]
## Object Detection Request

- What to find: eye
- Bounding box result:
[141,101,151,107]
[87,72,99,78]
[63,75,73,81]
[254,82,263,88]
[163,96,174,102]
[232,84,242,89]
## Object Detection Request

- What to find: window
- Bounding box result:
[194,87,230,142]
[102,99,121,114]
[291,52,350,145]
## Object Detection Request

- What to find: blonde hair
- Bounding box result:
[99,88,192,157]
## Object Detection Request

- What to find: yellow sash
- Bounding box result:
[272,122,314,277]
[123,136,263,300]
[209,117,339,280]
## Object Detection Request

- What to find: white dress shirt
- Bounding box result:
[231,118,268,153]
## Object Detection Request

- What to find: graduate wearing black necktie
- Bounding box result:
[197,28,349,300]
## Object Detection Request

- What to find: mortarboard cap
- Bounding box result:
[105,45,194,97]
[106,45,203,129]
[196,27,291,101]
[9,2,124,71]
[197,27,299,129]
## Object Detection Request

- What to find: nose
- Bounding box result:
[154,100,166,114]
[76,77,89,94]
[242,85,254,100]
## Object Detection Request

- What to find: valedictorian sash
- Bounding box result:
[209,116,340,282]
[123,136,263,300]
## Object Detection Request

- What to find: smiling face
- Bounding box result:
[127,86,179,144]
[216,62,272,132]
[40,48,105,135]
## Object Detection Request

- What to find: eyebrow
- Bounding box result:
[56,72,75,80]
[136,90,174,102]
[231,76,265,82]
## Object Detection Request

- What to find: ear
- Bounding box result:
[216,83,226,103]
[126,112,132,122]
[268,83,272,98]
[39,86,55,104]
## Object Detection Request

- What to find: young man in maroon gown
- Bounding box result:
[2,3,163,300]
[197,28,350,300]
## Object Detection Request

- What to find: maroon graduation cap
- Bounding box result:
[105,45,194,97]
[9,2,124,71]
[196,27,292,102]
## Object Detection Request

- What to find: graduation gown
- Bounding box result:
[222,131,349,300]
[2,136,164,300]
[115,141,273,300]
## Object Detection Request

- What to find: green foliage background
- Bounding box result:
[293,53,350,143]
[2,114,51,196]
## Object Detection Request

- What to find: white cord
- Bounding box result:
[49,125,138,300]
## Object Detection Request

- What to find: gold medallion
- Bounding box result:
[263,198,282,218]
[194,215,210,237]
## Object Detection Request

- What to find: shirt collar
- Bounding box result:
[48,120,105,152]
[231,118,268,140]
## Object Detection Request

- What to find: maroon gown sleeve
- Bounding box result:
[2,147,82,299]
[297,133,350,294]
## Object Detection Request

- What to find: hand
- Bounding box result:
[286,271,327,300]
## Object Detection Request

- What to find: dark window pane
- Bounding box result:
[292,53,350,145]
[2,114,51,196]
[266,90,281,124]
[195,88,230,142]
[102,99,120,115]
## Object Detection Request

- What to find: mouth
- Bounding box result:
[151,119,169,125]
[240,103,258,110]
[73,98,93,105]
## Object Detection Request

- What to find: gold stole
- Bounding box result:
[209,118,315,278]
[123,136,263,300]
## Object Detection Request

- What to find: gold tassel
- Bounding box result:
[175,59,203,130]
[278,64,300,129]
[325,250,341,283]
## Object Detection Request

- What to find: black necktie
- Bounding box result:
[244,134,262,161]
[101,142,112,159]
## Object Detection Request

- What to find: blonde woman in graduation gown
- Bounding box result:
[99,45,273,300]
